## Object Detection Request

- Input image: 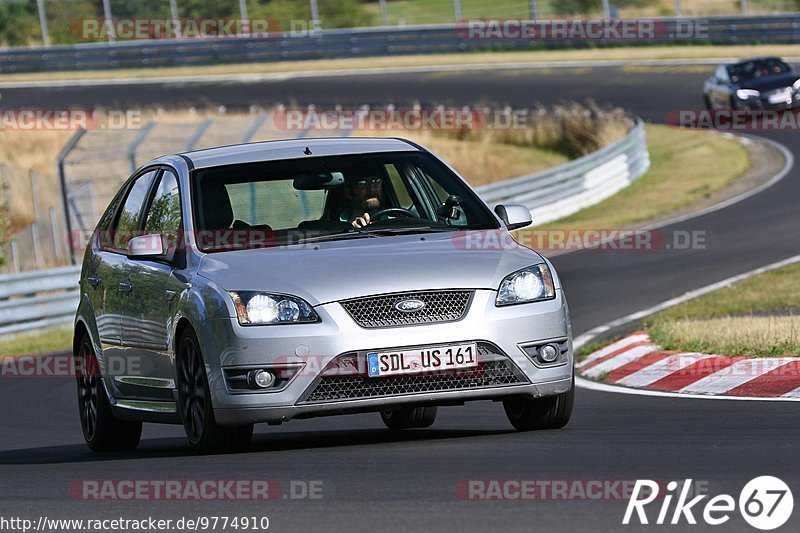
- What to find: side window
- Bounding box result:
[144,170,182,235]
[96,187,127,250]
[112,170,157,251]
[385,164,414,209]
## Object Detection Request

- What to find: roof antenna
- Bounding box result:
[303,146,312,155]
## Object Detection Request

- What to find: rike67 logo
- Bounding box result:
[624,477,793,530]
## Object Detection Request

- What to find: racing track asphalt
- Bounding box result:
[0,65,798,532]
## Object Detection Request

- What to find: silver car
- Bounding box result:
[73,137,574,453]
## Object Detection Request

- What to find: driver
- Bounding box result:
[341,167,385,228]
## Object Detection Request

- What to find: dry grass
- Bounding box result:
[355,128,569,186]
[0,325,73,358]
[445,102,630,158]
[647,263,800,357]
[535,124,749,230]
[0,130,73,232]
[650,315,800,357]
[6,45,800,84]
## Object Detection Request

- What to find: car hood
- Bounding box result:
[196,230,548,305]
[738,72,800,92]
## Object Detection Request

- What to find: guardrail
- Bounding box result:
[476,118,649,225]
[2,15,800,74]
[0,118,649,337]
[0,266,80,336]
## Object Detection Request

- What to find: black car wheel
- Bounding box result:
[76,333,142,451]
[176,328,253,453]
[503,377,574,431]
[380,406,438,429]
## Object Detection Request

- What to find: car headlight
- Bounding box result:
[495,264,556,306]
[230,291,319,325]
[736,89,760,99]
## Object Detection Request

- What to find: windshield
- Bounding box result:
[728,58,791,83]
[192,151,500,252]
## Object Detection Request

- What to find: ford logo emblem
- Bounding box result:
[395,299,426,313]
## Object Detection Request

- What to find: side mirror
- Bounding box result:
[127,233,165,259]
[494,204,532,230]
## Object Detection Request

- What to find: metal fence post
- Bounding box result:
[102,0,114,41]
[56,129,87,265]
[127,121,158,174]
[528,0,538,19]
[185,119,214,151]
[675,0,681,16]
[49,207,62,262]
[379,0,389,25]
[310,0,321,32]
[29,171,43,268]
[741,0,749,15]
[169,0,181,38]
[241,115,269,143]
[602,0,611,18]
[35,0,50,45]
[10,240,19,273]
[453,0,462,21]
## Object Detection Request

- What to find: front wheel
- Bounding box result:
[503,378,574,431]
[176,328,253,454]
[76,334,142,452]
[380,406,437,429]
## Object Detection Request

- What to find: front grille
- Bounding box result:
[340,290,473,328]
[299,343,528,404]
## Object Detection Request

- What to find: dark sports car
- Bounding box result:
[703,57,800,110]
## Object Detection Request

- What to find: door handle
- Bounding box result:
[118,282,132,293]
[87,276,101,288]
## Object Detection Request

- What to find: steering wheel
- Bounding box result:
[370,207,420,220]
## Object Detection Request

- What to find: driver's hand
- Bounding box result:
[351,212,371,228]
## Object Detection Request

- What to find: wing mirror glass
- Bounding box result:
[494,204,532,230]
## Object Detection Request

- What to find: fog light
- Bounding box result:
[539,344,559,363]
[247,369,276,389]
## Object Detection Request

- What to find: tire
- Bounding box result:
[503,377,574,431]
[76,334,142,452]
[176,328,253,454]
[380,406,438,430]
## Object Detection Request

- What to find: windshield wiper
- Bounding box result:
[294,229,379,244]
[359,226,458,235]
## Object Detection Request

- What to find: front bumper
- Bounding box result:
[196,289,573,425]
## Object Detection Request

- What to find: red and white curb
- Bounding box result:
[578,332,800,398]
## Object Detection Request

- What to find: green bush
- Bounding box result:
[0,0,39,46]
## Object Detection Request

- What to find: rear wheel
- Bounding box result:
[503,377,574,431]
[76,334,142,452]
[176,328,253,454]
[380,406,438,430]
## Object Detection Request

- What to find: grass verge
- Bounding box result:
[6,44,800,84]
[0,325,73,358]
[534,124,749,230]
[647,263,800,357]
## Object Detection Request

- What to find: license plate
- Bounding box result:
[367,343,478,377]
